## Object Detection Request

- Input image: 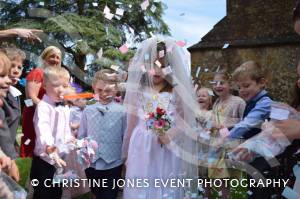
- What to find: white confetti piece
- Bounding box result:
[158,50,165,58]
[114,15,121,20]
[24,99,33,107]
[105,12,114,20]
[110,65,120,72]
[24,139,31,145]
[144,53,150,60]
[196,66,201,77]
[96,48,103,59]
[9,86,22,97]
[162,66,172,75]
[150,5,156,13]
[194,84,199,91]
[247,191,253,195]
[92,2,98,7]
[218,191,222,196]
[115,8,124,16]
[208,90,214,96]
[103,5,110,14]
[204,68,209,72]
[166,45,173,53]
[270,107,289,120]
[129,27,135,34]
[140,65,146,73]
[223,43,229,49]
[128,4,132,8]
[140,0,149,10]
[155,60,162,68]
[39,2,44,6]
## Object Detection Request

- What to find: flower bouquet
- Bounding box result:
[145,107,172,136]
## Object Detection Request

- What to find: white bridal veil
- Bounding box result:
[122,36,202,196]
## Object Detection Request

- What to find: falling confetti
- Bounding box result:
[176,40,186,47]
[115,8,124,16]
[155,60,162,68]
[141,0,150,10]
[222,43,229,49]
[24,99,33,107]
[119,44,129,54]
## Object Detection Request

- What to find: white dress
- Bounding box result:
[123,92,184,199]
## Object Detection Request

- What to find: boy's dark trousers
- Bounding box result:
[248,157,276,199]
[85,165,123,199]
[30,156,62,199]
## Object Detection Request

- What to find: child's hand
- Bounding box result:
[9,160,20,182]
[231,147,254,162]
[49,151,67,168]
[0,155,11,170]
[46,146,57,155]
[157,134,171,145]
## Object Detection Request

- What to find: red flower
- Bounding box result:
[148,112,155,118]
[156,107,166,116]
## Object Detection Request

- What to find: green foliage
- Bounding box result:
[0,0,170,85]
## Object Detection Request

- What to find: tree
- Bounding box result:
[0,0,170,85]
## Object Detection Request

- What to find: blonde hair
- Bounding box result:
[1,45,26,61]
[232,61,270,83]
[43,67,70,83]
[92,69,118,85]
[197,87,213,109]
[0,52,11,76]
[40,46,61,67]
[214,69,232,82]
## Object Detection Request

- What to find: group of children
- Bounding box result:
[0,36,298,199]
[0,45,127,199]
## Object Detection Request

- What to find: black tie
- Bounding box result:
[55,101,64,107]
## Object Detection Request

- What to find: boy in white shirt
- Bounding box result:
[30,66,73,199]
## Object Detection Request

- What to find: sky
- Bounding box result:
[162,0,226,47]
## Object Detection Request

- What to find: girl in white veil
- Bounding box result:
[122,36,201,199]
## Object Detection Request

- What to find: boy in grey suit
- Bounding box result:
[78,69,126,199]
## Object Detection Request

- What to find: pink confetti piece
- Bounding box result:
[148,68,155,76]
[24,139,31,145]
[140,0,149,10]
[176,40,186,47]
[155,60,162,68]
[119,44,129,54]
[220,127,230,138]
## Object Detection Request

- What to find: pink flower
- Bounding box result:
[154,120,166,129]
